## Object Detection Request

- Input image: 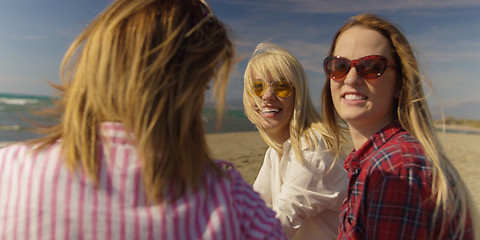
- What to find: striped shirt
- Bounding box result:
[0,122,287,240]
[338,123,473,239]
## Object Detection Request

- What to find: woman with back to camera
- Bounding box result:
[321,13,479,239]
[243,42,348,240]
[0,0,288,239]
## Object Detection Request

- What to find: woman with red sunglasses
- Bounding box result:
[243,42,348,240]
[321,13,479,239]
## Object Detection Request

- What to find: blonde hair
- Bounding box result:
[243,42,337,163]
[30,0,235,203]
[321,13,479,239]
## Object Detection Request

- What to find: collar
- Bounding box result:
[99,122,133,144]
[344,122,403,171]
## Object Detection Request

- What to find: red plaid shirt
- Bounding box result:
[338,123,473,240]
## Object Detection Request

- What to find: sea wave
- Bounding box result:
[0,97,39,105]
[0,125,22,131]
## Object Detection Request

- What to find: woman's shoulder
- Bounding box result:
[299,128,328,150]
[212,159,254,190]
[295,129,336,167]
[380,130,425,158]
[367,131,431,177]
[0,141,44,159]
[212,159,277,207]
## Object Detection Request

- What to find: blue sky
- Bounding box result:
[1,0,479,117]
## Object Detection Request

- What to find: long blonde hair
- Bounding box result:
[30,0,235,203]
[244,43,337,163]
[321,13,479,239]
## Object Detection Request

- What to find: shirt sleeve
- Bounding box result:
[274,144,347,238]
[253,148,273,207]
[226,161,288,240]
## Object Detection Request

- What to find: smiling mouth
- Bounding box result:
[262,107,281,114]
[343,93,367,100]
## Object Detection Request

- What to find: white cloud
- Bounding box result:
[281,40,330,74]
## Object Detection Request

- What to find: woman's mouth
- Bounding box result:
[261,107,281,117]
[343,93,367,100]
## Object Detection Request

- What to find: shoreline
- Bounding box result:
[435,124,480,135]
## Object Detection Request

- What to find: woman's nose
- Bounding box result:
[343,67,363,86]
[261,85,276,101]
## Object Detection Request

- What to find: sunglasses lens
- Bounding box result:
[251,80,265,97]
[357,59,386,79]
[250,80,292,98]
[326,58,350,80]
[272,81,292,98]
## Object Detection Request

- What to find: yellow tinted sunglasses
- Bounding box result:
[250,80,293,98]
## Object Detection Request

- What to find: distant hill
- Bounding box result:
[431,100,480,120]
[204,98,480,133]
[222,98,480,120]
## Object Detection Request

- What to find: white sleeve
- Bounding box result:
[252,148,273,207]
[273,141,347,238]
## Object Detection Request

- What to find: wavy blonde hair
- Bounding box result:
[321,13,479,239]
[30,0,235,203]
[243,43,338,163]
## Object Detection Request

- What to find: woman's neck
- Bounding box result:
[266,128,290,145]
[348,119,393,150]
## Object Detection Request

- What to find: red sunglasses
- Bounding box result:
[323,55,395,80]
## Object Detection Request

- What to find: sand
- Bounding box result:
[206,129,480,207]
[2,127,478,207]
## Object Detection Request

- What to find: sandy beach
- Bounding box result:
[1,126,478,207]
[206,129,480,207]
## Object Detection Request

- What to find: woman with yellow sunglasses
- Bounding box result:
[243,42,348,240]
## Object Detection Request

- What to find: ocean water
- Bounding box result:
[2,93,479,143]
[0,93,57,142]
[0,93,255,143]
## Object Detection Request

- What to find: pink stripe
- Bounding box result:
[105,144,115,240]
[63,168,73,240]
[24,150,39,240]
[218,179,232,239]
[142,177,157,240]
[1,147,21,239]
[210,179,224,240]
[36,145,55,239]
[182,195,191,239]
[0,147,10,240]
[194,191,202,236]
[119,148,130,240]
[132,161,141,239]
[49,153,63,240]
[156,202,165,239]
[101,123,125,131]
[90,148,104,240]
[106,137,130,144]
[77,170,87,240]
[12,147,25,240]
[172,195,180,239]
[204,175,217,240]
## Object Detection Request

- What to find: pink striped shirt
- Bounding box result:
[0,122,286,240]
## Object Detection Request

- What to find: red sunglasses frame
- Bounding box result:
[323,55,395,81]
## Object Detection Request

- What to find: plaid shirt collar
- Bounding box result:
[344,122,403,171]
